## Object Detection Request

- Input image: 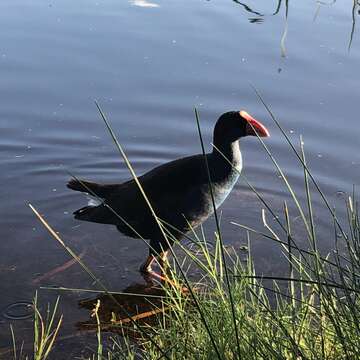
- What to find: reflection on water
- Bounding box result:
[233,0,359,52]
[0,0,359,356]
[131,0,160,8]
[78,281,167,336]
[349,0,360,50]
[233,0,284,16]
[233,1,265,17]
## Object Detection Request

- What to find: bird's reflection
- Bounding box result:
[77,276,172,336]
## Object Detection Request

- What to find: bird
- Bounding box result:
[67,110,270,274]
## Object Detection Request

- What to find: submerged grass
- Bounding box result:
[19,96,360,359]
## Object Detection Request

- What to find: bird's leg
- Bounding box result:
[144,251,189,294]
[139,255,155,274]
[141,251,168,275]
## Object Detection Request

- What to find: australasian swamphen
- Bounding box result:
[67,111,270,273]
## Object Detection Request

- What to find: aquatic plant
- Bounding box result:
[8,292,62,360]
[20,95,360,359]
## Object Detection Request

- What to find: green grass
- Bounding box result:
[105,190,359,359]
[15,96,360,359]
[8,292,62,360]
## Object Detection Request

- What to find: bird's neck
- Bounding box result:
[212,140,242,170]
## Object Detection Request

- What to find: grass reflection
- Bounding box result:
[349,0,360,51]
[231,0,358,53]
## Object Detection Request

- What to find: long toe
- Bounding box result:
[139,263,153,274]
[139,255,155,274]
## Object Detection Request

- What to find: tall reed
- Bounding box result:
[25,97,359,359]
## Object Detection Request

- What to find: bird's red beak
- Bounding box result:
[240,110,270,138]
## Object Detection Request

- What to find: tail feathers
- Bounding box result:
[73,204,117,225]
[67,178,106,198]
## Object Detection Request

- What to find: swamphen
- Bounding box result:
[67,111,269,273]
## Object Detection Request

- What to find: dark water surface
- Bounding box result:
[1,0,359,356]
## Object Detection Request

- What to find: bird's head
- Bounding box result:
[213,110,270,147]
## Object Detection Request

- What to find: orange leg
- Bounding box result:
[139,251,168,275]
[148,251,172,282]
[139,255,155,274]
[140,252,189,294]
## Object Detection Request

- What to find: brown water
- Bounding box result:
[0,0,359,357]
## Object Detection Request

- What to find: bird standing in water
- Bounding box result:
[67,111,269,274]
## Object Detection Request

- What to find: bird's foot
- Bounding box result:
[139,263,153,274]
[139,255,156,274]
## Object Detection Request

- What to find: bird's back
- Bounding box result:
[71,152,240,240]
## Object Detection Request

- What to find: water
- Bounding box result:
[0,0,359,356]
